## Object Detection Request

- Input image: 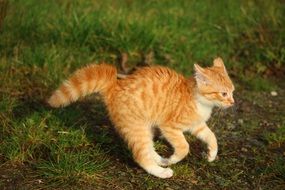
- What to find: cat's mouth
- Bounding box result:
[216,101,234,109]
[221,102,234,109]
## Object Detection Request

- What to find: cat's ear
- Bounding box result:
[213,57,228,74]
[213,57,225,68]
[194,64,209,85]
[213,57,226,68]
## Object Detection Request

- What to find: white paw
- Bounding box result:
[167,155,181,165]
[207,149,218,162]
[148,167,173,178]
[157,168,173,178]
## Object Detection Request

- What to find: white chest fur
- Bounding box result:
[196,101,212,121]
[195,95,214,122]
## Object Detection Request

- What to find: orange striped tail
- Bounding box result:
[47,63,117,108]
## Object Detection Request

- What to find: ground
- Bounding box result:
[0,0,284,189]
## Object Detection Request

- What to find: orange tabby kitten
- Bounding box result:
[48,57,234,178]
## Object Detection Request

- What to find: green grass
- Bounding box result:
[0,0,285,189]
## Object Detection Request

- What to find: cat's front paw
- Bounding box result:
[207,149,218,162]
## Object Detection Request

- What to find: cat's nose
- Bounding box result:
[229,98,235,105]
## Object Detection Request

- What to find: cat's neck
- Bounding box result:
[188,77,214,121]
[185,77,214,122]
[194,94,214,122]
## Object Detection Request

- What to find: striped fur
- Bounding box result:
[48,63,117,107]
[48,57,234,178]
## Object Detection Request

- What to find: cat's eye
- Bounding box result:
[221,92,228,97]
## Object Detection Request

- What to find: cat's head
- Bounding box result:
[194,57,235,108]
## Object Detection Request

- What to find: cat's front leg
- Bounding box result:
[160,127,189,165]
[190,123,218,162]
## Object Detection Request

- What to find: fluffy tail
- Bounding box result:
[47,63,117,108]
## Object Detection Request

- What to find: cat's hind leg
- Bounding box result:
[119,123,173,178]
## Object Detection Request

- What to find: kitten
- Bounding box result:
[48,57,235,178]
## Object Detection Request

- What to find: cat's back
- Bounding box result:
[113,66,189,112]
[121,66,184,87]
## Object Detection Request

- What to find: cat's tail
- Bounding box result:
[47,63,117,108]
